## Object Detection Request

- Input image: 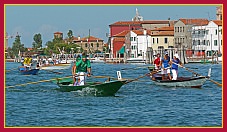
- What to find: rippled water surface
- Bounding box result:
[5,62,222,127]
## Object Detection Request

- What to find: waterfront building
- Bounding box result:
[174,18,209,50]
[72,36,104,53]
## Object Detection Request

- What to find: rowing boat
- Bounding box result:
[52,77,127,96]
[18,66,39,75]
[150,74,207,88]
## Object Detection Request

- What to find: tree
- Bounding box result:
[33,33,42,50]
[67,30,73,44]
[11,34,26,57]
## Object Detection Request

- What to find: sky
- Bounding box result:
[5,5,217,48]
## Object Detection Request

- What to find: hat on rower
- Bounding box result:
[165,51,168,55]
[174,54,179,58]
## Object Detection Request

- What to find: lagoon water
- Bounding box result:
[5,62,222,127]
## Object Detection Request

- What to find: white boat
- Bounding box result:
[40,63,71,70]
[90,57,105,63]
[126,57,146,64]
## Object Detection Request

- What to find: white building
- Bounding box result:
[126,29,151,59]
[205,20,222,56]
[191,20,222,57]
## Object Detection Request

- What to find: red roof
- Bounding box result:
[110,21,142,26]
[73,36,103,42]
[150,31,174,36]
[113,38,125,42]
[151,26,174,31]
[212,20,222,26]
[54,32,63,34]
[113,30,130,37]
[179,18,209,26]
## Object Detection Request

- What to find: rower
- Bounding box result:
[169,54,183,80]
[72,53,91,86]
[160,51,171,80]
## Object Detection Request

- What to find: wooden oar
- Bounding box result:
[43,69,63,74]
[5,76,72,88]
[5,68,18,72]
[124,73,150,84]
[172,62,222,87]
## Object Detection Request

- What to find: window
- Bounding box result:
[198,40,200,45]
[157,38,159,44]
[85,43,87,47]
[193,40,195,45]
[153,38,155,44]
[91,43,93,47]
[180,27,182,32]
[134,37,136,41]
[175,27,177,32]
[97,43,99,47]
[203,40,206,45]
[178,27,179,32]
[130,37,133,41]
[215,29,218,35]
[214,40,218,46]
[164,38,168,44]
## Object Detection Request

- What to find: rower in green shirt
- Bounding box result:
[72,53,91,86]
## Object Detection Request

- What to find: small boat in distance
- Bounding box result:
[18,66,39,75]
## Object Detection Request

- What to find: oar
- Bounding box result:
[6,68,18,72]
[43,69,63,74]
[5,76,72,88]
[124,73,150,84]
[172,62,222,87]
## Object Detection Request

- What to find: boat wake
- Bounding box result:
[71,87,100,96]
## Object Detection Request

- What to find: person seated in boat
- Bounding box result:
[71,54,82,84]
[160,52,171,80]
[154,53,161,70]
[23,57,28,66]
[169,54,183,80]
[72,53,91,86]
[151,53,161,80]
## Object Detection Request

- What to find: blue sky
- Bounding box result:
[5,5,217,47]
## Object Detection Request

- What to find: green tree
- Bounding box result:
[33,33,42,50]
[67,30,73,44]
[11,34,26,57]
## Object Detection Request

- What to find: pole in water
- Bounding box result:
[117,71,122,80]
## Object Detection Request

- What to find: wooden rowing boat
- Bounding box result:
[52,77,127,96]
[150,74,207,88]
[18,66,39,75]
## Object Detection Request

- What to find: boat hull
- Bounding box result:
[18,67,39,75]
[52,78,127,96]
[152,76,207,88]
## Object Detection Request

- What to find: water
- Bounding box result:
[5,62,222,127]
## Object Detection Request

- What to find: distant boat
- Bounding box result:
[90,57,105,63]
[127,57,145,64]
[40,63,71,70]
[18,66,39,75]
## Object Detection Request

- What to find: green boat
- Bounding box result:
[52,77,127,96]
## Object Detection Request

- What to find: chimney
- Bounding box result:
[78,35,80,40]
